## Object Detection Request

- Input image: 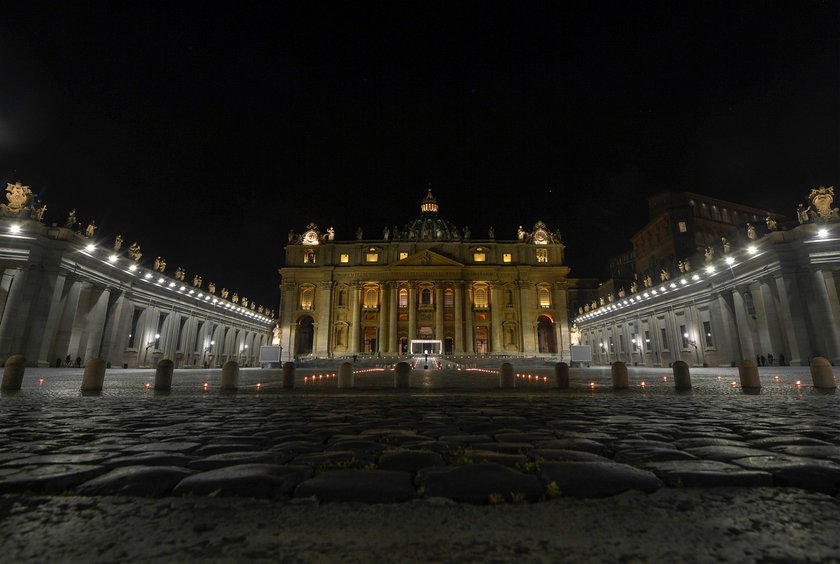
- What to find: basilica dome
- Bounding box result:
[396,189,462,241]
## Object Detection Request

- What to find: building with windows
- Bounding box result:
[278,190,577,360]
[574,186,840,367]
[0,182,273,367]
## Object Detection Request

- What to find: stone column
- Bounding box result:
[490,283,504,353]
[26,270,67,366]
[812,268,840,363]
[553,282,569,361]
[756,278,785,364]
[732,287,756,362]
[434,284,444,348]
[83,287,112,361]
[0,266,32,359]
[349,282,360,354]
[314,281,333,357]
[773,273,810,365]
[377,283,388,354]
[407,283,417,349]
[389,282,398,354]
[49,278,83,362]
[464,284,475,354]
[712,291,738,364]
[517,281,536,353]
[279,282,296,362]
[453,282,464,354]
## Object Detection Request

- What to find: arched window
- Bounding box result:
[364,288,378,308]
[421,288,432,305]
[399,288,408,307]
[444,288,454,307]
[300,287,314,310]
[474,287,488,307]
[337,288,347,306]
[538,287,551,308]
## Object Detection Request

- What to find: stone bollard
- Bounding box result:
[394,361,411,389]
[611,361,629,389]
[500,362,515,388]
[672,360,691,390]
[220,360,239,391]
[1,355,26,391]
[555,362,570,389]
[80,358,106,392]
[337,362,354,389]
[154,359,174,391]
[738,359,761,389]
[810,357,837,389]
[282,362,296,389]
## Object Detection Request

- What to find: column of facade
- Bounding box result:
[388,282,398,354]
[811,268,840,362]
[378,283,389,354]
[0,266,32,359]
[434,284,444,351]
[49,278,83,362]
[731,287,756,362]
[25,270,67,366]
[754,278,785,363]
[490,282,504,353]
[407,283,417,350]
[280,282,297,362]
[83,287,112,361]
[516,281,536,353]
[464,283,475,354]
[314,281,333,357]
[349,282,361,354]
[711,291,738,364]
[553,282,569,361]
[773,273,810,365]
[453,281,464,354]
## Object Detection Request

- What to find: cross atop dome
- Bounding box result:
[420,187,438,214]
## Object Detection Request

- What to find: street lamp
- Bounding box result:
[146,333,160,351]
[683,332,699,366]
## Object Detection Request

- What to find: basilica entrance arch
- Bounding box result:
[296,316,314,356]
[537,315,557,354]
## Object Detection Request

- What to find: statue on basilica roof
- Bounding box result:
[2,182,34,216]
[128,242,142,261]
[808,185,838,221]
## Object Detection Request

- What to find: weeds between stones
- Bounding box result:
[314,458,378,474]
[545,482,562,498]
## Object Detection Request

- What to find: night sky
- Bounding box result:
[1,3,837,310]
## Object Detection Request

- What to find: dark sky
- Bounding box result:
[1,2,838,309]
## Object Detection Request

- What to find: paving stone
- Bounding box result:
[292,450,374,467]
[751,436,832,448]
[325,439,389,453]
[470,442,533,454]
[531,449,613,462]
[3,453,113,466]
[104,452,196,468]
[536,438,610,455]
[123,442,202,454]
[378,451,444,473]
[673,437,750,449]
[464,450,529,467]
[191,443,257,456]
[400,440,460,453]
[730,455,840,493]
[173,464,312,498]
[494,432,556,443]
[294,469,414,502]
[683,445,776,461]
[614,440,678,450]
[437,434,493,444]
[189,451,287,470]
[539,461,663,498]
[420,463,544,503]
[0,464,106,493]
[267,441,323,456]
[643,460,774,487]
[613,447,698,465]
[75,465,194,496]
[771,445,840,462]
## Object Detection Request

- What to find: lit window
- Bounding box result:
[503,253,512,263]
[444,289,454,307]
[340,254,349,263]
[304,250,316,264]
[300,287,314,310]
[678,221,687,232]
[474,253,486,262]
[538,287,551,308]
[366,253,379,262]
[536,248,548,263]
[399,289,408,307]
[364,288,378,308]
[399,252,408,260]
[474,287,488,307]
[421,288,432,305]
[703,321,713,347]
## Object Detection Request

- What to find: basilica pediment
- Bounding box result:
[393,249,463,267]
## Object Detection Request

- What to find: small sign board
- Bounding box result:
[259,346,282,363]
[570,345,592,362]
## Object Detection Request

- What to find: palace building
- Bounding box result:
[278,190,575,360]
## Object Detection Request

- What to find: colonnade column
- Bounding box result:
[453,282,464,354]
[349,282,360,354]
[755,278,785,363]
[712,292,738,363]
[731,287,756,362]
[408,283,417,350]
[812,268,840,363]
[280,282,297,362]
[26,270,67,366]
[84,287,112,361]
[517,281,536,353]
[553,282,569,361]
[490,282,503,353]
[0,266,32,359]
[314,281,333,357]
[773,273,810,365]
[378,283,389,354]
[464,283,475,354]
[389,282,398,354]
[434,285,444,352]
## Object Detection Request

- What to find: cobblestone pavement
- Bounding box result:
[1,364,839,562]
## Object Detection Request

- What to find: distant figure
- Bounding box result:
[75,356,82,368]
[352,354,358,363]
[779,353,786,366]
[760,354,766,366]
[767,353,774,366]
[65,354,71,367]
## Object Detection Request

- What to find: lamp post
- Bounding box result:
[205,339,215,368]
[683,332,699,366]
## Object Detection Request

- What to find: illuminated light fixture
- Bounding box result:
[651,289,658,295]
[204,295,211,300]
[643,292,650,298]
[212,298,218,304]
[670,283,677,288]
[179,286,185,291]
[691,274,700,281]
[85,244,95,252]
[168,282,176,288]
[198,293,204,298]
[747,246,757,254]
[129,264,138,271]
[623,300,628,305]
[158,277,165,283]
[818,228,828,238]
[108,254,118,263]
[725,257,735,265]
[706,266,715,274]
[144,273,152,279]
[680,279,687,285]
[9,224,21,233]
[188,289,194,294]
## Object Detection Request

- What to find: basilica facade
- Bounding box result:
[278,191,572,360]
